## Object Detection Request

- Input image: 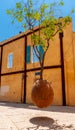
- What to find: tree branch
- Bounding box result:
[33,45,42,65]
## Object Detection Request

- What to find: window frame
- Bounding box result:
[32,45,44,63]
[31,46,39,63]
[7,53,13,68]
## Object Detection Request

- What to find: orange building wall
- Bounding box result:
[63,23,75,106]
[26,23,75,106]
[0,37,25,102]
[26,30,61,70]
[0,74,24,102]
[0,23,75,106]
[1,37,25,74]
[26,69,62,105]
[26,31,62,105]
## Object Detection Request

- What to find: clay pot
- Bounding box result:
[31,79,54,108]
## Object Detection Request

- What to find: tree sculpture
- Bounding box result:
[7,0,72,108]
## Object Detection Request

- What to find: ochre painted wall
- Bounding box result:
[63,23,75,106]
[26,23,75,106]
[1,37,25,74]
[0,74,24,102]
[0,37,25,103]
[26,69,62,105]
[26,31,62,105]
[26,30,61,70]
[0,23,75,106]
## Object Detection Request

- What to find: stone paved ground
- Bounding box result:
[0,102,75,130]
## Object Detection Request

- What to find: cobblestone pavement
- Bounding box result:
[0,102,75,130]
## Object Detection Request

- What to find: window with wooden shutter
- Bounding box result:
[32,45,44,63]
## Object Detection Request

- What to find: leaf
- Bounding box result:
[6,10,11,14]
[71,9,75,14]
[50,2,56,7]
[17,16,24,22]
[16,2,22,9]
[59,0,64,6]
[40,4,48,15]
[63,16,72,24]
[33,12,41,20]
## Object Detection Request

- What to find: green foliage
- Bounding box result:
[33,12,41,21]
[16,2,22,9]
[31,34,44,46]
[6,0,73,51]
[40,4,48,14]
[71,8,75,14]
[63,16,72,25]
[59,0,64,6]
[6,0,74,79]
[6,10,12,14]
[50,2,56,7]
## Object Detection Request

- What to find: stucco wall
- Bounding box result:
[63,23,75,106]
[0,73,24,102]
[26,23,75,106]
[26,31,62,105]
[26,68,62,105]
[26,30,61,70]
[0,23,75,106]
[0,37,25,103]
[44,33,61,66]
[1,37,25,74]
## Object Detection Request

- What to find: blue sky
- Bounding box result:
[0,0,75,42]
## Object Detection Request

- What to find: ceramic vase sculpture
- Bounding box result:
[31,79,54,108]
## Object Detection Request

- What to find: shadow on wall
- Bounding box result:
[26,116,73,130]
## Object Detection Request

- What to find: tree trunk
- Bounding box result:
[40,63,44,80]
[40,40,50,80]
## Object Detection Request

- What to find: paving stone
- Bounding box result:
[0,103,75,130]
